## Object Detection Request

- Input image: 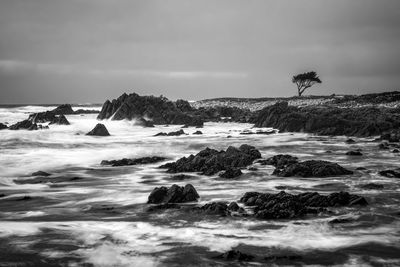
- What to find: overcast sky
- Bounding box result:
[0,0,399,104]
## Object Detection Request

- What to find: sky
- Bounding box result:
[0,0,399,104]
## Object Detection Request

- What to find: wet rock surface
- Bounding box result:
[240,191,367,219]
[154,129,185,136]
[100,156,166,166]
[272,159,353,177]
[147,184,199,204]
[218,168,243,178]
[160,144,261,175]
[379,169,400,178]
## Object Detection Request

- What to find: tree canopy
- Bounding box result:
[292,71,322,96]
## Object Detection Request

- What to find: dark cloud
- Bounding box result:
[0,0,399,103]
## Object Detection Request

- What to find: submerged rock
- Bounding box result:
[240,191,367,220]
[101,156,166,166]
[154,129,185,136]
[9,120,38,130]
[147,184,199,204]
[192,130,203,135]
[346,150,363,156]
[86,123,110,136]
[379,169,400,178]
[0,123,8,130]
[261,154,299,168]
[160,144,261,175]
[216,250,254,261]
[360,183,384,190]
[31,171,51,176]
[273,160,353,177]
[52,104,74,115]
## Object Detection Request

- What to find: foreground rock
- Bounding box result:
[97,92,203,126]
[9,120,39,130]
[0,123,7,130]
[86,123,110,136]
[147,184,199,204]
[101,156,166,166]
[253,101,400,137]
[240,191,367,219]
[160,144,261,175]
[379,169,400,178]
[218,168,243,178]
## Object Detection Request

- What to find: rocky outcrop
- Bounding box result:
[160,144,261,175]
[218,168,242,178]
[240,191,367,219]
[0,123,8,130]
[216,250,255,261]
[192,130,203,135]
[101,156,166,166]
[346,150,363,156]
[154,129,186,136]
[253,101,400,137]
[31,171,51,176]
[97,93,203,126]
[86,123,110,136]
[260,154,299,168]
[147,184,199,204]
[273,160,353,177]
[9,120,38,130]
[379,169,400,178]
[49,114,70,125]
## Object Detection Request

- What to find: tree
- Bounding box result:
[292,71,321,96]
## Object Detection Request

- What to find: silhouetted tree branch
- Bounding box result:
[292,71,322,96]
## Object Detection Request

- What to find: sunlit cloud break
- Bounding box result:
[0,60,248,79]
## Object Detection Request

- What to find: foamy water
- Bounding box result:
[0,105,400,266]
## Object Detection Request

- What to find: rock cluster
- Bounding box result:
[101,156,166,166]
[154,129,186,136]
[160,144,261,175]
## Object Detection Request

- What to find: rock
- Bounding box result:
[52,104,74,115]
[273,160,353,177]
[175,99,193,112]
[253,101,400,137]
[9,120,38,130]
[198,202,229,216]
[154,129,185,136]
[329,218,354,224]
[74,109,99,114]
[49,114,70,125]
[86,123,110,136]
[192,131,203,135]
[97,93,203,126]
[378,142,390,150]
[240,191,367,220]
[216,250,254,261]
[219,168,242,178]
[160,144,261,175]
[346,150,363,156]
[345,138,356,144]
[261,154,298,168]
[360,183,384,190]
[15,176,83,184]
[101,156,166,167]
[380,130,400,142]
[147,184,199,204]
[31,171,51,176]
[379,169,400,178]
[228,202,240,211]
[0,123,8,130]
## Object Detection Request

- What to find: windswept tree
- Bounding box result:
[292,71,322,96]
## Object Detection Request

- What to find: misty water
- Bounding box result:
[1,105,400,266]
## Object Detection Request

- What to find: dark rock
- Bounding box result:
[9,120,38,130]
[198,202,229,216]
[392,149,400,153]
[86,123,110,136]
[216,250,254,261]
[101,156,166,167]
[170,174,193,181]
[97,93,203,126]
[52,104,74,115]
[264,255,302,262]
[379,169,400,178]
[15,176,83,184]
[273,160,353,177]
[49,114,70,125]
[154,129,185,136]
[192,130,203,135]
[253,101,400,137]
[219,168,242,178]
[346,150,363,156]
[175,99,193,112]
[0,123,8,130]
[356,167,368,171]
[240,191,367,220]
[360,183,384,190]
[345,138,356,144]
[160,144,261,175]
[74,109,99,114]
[228,202,240,211]
[31,171,51,176]
[329,218,354,224]
[146,203,181,212]
[380,130,400,142]
[147,184,199,204]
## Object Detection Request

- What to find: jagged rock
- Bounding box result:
[192,130,203,135]
[31,171,51,176]
[9,120,38,130]
[219,168,242,178]
[240,191,367,220]
[216,250,254,261]
[0,123,8,130]
[160,144,261,175]
[147,184,199,204]
[378,142,390,150]
[253,101,400,137]
[154,129,185,136]
[198,202,229,216]
[273,160,353,177]
[345,138,356,144]
[101,156,166,166]
[346,150,363,156]
[86,123,110,136]
[52,104,74,115]
[379,169,400,178]
[97,93,203,126]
